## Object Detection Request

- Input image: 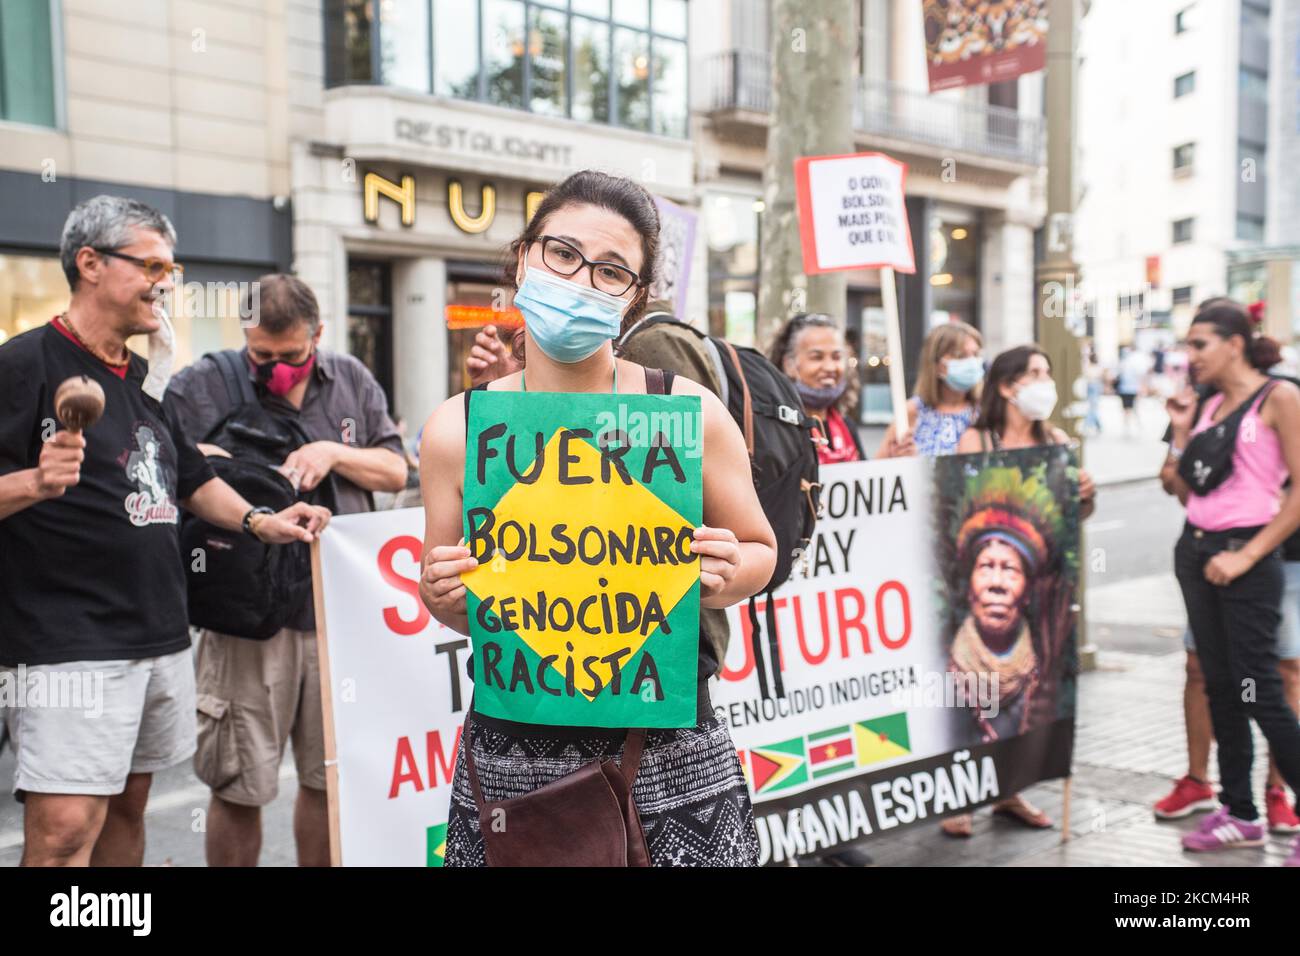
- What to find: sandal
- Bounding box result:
[940,813,973,838]
[992,794,1052,829]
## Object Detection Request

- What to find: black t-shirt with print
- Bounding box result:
[0,324,215,665]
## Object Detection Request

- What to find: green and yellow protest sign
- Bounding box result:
[461,391,703,728]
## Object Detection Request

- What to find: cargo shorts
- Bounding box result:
[193,627,326,807]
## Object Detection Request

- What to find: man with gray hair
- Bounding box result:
[0,195,333,866]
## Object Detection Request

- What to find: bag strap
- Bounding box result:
[747,591,786,700]
[644,366,666,395]
[462,383,489,430]
[465,722,487,812]
[208,349,256,409]
[718,339,755,456]
[619,729,646,786]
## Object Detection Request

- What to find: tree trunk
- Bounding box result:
[757,0,856,350]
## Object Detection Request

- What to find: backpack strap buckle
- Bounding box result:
[778,404,800,425]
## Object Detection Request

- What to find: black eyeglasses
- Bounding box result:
[534,235,642,297]
[93,247,182,283]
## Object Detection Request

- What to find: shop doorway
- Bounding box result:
[446,260,515,396]
[346,258,395,410]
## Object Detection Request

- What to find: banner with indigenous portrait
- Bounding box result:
[712,448,1080,864]
[921,0,1049,92]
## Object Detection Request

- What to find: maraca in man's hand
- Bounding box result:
[55,375,106,433]
[37,376,105,499]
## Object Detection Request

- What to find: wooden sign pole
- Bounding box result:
[311,539,344,867]
[1060,776,1073,844]
[880,266,910,440]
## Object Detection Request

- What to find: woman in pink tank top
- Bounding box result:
[1163,300,1300,864]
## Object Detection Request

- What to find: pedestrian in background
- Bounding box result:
[1162,301,1300,865]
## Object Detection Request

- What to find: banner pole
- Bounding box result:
[311,539,344,867]
[1060,776,1073,844]
[880,265,909,439]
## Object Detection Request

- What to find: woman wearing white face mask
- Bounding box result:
[877,321,984,459]
[416,170,777,867]
[938,344,1096,838]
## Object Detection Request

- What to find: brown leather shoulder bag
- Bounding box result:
[465,727,651,867]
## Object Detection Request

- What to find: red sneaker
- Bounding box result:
[1265,786,1300,834]
[1154,776,1217,819]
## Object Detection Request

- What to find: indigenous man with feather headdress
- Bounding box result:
[948,465,1067,742]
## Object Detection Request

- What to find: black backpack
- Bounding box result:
[177,350,336,639]
[618,315,820,698]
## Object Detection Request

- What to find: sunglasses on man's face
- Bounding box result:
[94,247,183,283]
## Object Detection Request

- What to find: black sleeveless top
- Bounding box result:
[460,367,715,738]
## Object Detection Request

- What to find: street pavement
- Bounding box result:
[3,398,1294,867]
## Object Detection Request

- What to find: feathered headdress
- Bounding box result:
[951,465,1064,575]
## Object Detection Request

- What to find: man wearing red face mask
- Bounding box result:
[164,274,407,866]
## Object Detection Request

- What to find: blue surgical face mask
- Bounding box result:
[943,356,985,392]
[513,266,631,364]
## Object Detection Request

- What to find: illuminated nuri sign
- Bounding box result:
[362,171,546,234]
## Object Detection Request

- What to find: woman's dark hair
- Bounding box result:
[504,170,660,361]
[973,344,1052,445]
[766,312,840,368]
[1189,299,1281,371]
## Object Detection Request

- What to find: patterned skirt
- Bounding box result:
[445,714,760,867]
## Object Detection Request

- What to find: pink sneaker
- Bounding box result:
[1265,786,1300,834]
[1154,775,1217,819]
[1181,806,1266,852]
[1286,837,1300,867]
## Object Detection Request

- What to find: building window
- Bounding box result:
[1174,71,1196,98]
[326,0,690,138]
[704,191,760,344]
[1236,214,1265,242]
[380,0,431,92]
[1172,286,1193,306]
[325,0,375,85]
[1174,5,1195,33]
[0,0,57,127]
[1117,291,1145,316]
[928,215,980,329]
[1172,218,1195,244]
[1239,66,1268,103]
[0,253,65,346]
[1172,142,1195,173]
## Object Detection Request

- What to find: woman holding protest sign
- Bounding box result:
[768,312,866,464]
[936,344,1096,837]
[876,321,984,459]
[1162,301,1300,864]
[417,170,777,867]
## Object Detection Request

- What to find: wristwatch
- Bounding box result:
[242,505,276,537]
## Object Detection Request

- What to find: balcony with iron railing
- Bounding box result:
[695,50,1045,168]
